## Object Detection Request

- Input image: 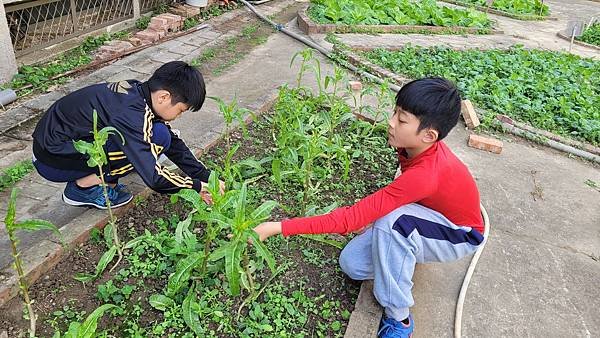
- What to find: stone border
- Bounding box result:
[344,281,381,337]
[0,89,280,308]
[556,31,600,51]
[439,0,557,21]
[297,7,502,36]
[340,47,600,158]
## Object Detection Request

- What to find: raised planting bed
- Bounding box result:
[439,0,554,21]
[299,0,501,35]
[557,22,600,51]
[0,52,400,337]
[356,46,600,147]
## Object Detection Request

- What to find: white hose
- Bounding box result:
[454,203,491,338]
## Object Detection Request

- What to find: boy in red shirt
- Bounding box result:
[254,78,485,338]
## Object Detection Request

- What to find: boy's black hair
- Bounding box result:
[395,77,461,140]
[147,61,206,111]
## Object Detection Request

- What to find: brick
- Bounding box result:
[128,37,143,47]
[349,80,362,92]
[468,134,503,154]
[461,99,480,129]
[149,16,169,31]
[135,30,161,43]
[170,4,201,18]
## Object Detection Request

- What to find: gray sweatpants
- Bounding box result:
[339,203,484,321]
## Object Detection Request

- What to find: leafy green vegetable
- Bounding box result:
[578,22,600,47]
[308,0,491,28]
[450,0,549,16]
[363,46,600,145]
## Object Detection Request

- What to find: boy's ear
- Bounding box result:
[422,128,439,143]
[157,90,172,105]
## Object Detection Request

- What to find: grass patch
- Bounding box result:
[191,22,273,76]
[0,160,34,192]
[363,46,600,145]
[4,32,129,95]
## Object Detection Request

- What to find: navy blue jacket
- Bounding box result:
[32,80,210,193]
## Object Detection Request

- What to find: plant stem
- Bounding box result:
[8,233,36,337]
[302,159,311,216]
[201,228,213,276]
[243,250,255,294]
[98,166,122,272]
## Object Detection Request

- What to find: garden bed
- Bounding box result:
[341,45,600,147]
[299,2,500,35]
[0,52,399,337]
[439,0,554,21]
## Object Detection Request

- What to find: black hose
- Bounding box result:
[239,0,402,92]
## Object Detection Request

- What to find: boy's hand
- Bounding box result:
[219,180,226,195]
[253,222,282,241]
[199,180,225,204]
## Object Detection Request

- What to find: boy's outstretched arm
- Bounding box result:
[254,221,282,241]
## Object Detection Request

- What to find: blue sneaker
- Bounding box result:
[62,182,132,209]
[378,314,414,338]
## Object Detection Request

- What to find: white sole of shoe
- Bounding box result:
[62,193,133,209]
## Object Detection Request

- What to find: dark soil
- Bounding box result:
[0,110,395,337]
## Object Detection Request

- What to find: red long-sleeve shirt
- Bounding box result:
[282,141,484,236]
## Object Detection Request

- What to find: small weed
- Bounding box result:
[135,16,151,30]
[0,160,34,192]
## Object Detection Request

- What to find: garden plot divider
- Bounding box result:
[297,7,502,35]
[438,0,557,21]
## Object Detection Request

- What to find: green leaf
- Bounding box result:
[166,252,203,297]
[103,223,114,247]
[74,245,117,282]
[259,324,274,332]
[182,289,203,335]
[149,294,175,311]
[233,184,248,226]
[172,189,204,212]
[14,219,60,237]
[99,126,125,145]
[5,188,19,231]
[224,241,243,296]
[250,200,278,221]
[72,140,94,155]
[249,231,276,273]
[175,214,193,245]
[77,304,119,338]
[123,235,145,249]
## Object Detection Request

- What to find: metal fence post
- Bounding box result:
[0,2,18,84]
[69,0,79,31]
[133,0,141,19]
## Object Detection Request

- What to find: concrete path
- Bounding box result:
[0,0,598,337]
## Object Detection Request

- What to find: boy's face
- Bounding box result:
[152,90,190,121]
[388,106,437,150]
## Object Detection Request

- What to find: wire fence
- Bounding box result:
[5,0,177,56]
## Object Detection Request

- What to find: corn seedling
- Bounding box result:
[209,183,278,297]
[209,96,253,153]
[4,188,61,338]
[73,110,126,282]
